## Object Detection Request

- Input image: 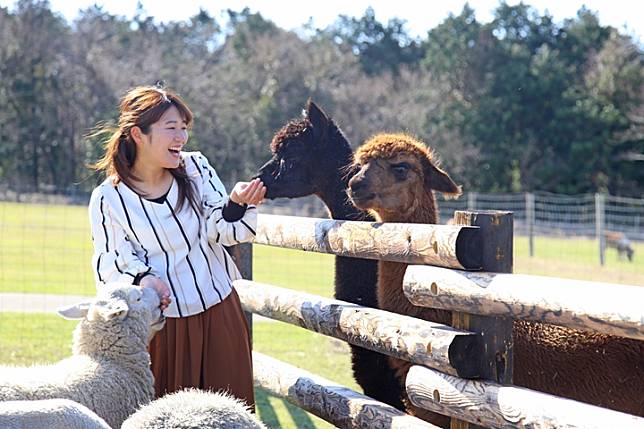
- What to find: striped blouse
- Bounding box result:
[88,151,257,318]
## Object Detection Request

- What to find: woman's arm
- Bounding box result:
[196,154,264,246]
[88,186,152,285]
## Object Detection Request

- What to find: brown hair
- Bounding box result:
[91,86,199,213]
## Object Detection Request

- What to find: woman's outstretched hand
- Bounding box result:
[230,178,266,206]
[140,275,172,310]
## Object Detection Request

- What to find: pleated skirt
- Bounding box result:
[149,288,255,410]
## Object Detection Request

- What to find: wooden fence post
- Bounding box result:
[450,210,513,429]
[228,243,253,339]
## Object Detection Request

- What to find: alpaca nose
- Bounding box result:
[256,158,278,178]
[349,176,367,193]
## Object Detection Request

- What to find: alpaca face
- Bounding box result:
[256,121,320,199]
[348,133,461,222]
[256,100,340,200]
[348,153,427,219]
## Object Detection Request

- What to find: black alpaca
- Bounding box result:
[256,100,405,410]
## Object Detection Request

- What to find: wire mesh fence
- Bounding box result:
[436,192,644,241]
[0,188,642,302]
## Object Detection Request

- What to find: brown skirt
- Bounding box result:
[149,288,255,409]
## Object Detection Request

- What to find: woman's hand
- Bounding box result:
[230,178,266,206]
[140,275,172,310]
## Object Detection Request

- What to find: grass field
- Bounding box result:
[1,201,643,428]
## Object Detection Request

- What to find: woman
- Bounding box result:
[88,85,264,408]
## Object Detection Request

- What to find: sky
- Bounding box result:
[1,0,642,41]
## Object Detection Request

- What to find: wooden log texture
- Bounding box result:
[253,352,439,429]
[406,365,644,429]
[404,267,644,341]
[255,214,482,270]
[236,280,483,377]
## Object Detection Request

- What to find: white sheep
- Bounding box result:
[0,283,165,429]
[122,388,267,429]
[0,398,110,429]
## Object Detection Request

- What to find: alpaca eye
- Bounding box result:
[391,163,410,180]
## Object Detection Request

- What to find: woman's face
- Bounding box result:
[136,105,189,170]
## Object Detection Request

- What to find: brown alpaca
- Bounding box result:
[348,133,460,428]
[348,133,644,426]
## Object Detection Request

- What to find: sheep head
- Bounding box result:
[58,284,165,357]
[348,133,461,223]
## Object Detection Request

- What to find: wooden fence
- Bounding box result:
[230,211,644,429]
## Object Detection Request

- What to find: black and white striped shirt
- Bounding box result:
[88,151,257,318]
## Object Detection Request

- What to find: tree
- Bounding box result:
[322,7,423,76]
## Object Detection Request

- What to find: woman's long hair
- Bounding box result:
[91,86,200,214]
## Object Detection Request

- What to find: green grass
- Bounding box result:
[0,312,353,429]
[0,202,96,295]
[514,236,644,285]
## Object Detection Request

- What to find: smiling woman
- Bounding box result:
[87,85,266,409]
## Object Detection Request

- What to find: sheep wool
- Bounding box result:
[122,388,267,429]
[0,399,110,429]
[0,283,165,429]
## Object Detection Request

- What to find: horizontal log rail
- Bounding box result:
[405,365,644,429]
[255,214,482,270]
[253,352,438,429]
[403,266,644,341]
[236,280,483,377]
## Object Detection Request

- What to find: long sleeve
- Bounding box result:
[89,186,151,285]
[194,154,257,246]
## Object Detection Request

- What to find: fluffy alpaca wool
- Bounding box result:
[122,388,266,429]
[0,399,110,429]
[0,284,165,428]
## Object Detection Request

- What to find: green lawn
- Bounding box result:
[0,202,96,295]
[514,236,644,285]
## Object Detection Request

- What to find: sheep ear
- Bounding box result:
[57,301,93,320]
[88,301,129,321]
[423,160,462,198]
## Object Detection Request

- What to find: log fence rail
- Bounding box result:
[230,212,644,429]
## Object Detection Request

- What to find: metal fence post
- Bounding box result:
[525,192,535,257]
[467,192,477,211]
[595,193,605,266]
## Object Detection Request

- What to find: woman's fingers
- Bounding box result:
[249,184,266,205]
[234,179,265,205]
[140,275,172,309]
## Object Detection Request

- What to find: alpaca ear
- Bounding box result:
[423,161,462,199]
[57,301,93,320]
[305,100,329,128]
